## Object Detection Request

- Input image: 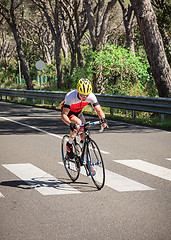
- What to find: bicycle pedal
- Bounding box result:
[80,160,84,166]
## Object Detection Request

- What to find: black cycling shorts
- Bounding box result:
[68,111,86,124]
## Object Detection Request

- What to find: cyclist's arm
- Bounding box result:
[61,107,71,126]
[94,105,109,128]
[94,104,105,119]
[61,107,78,134]
[90,93,106,120]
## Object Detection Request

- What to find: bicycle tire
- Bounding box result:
[61,135,80,182]
[86,139,105,190]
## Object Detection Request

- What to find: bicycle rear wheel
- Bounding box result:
[86,139,105,190]
[61,135,80,182]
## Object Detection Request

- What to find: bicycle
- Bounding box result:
[61,121,105,190]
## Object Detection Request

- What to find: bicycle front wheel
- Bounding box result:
[86,139,105,190]
[61,135,80,182]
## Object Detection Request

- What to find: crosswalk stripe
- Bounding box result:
[58,162,154,192]
[2,164,80,195]
[114,160,171,181]
[166,158,171,161]
[0,192,5,197]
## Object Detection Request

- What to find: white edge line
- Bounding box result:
[0,116,110,154]
[0,116,62,139]
[0,192,5,197]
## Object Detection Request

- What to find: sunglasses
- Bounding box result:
[79,93,89,98]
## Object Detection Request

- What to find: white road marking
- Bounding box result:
[104,169,154,192]
[0,116,62,139]
[89,146,110,155]
[0,116,110,154]
[114,159,171,181]
[99,149,110,154]
[166,158,171,161]
[2,164,80,195]
[0,192,5,197]
[58,162,154,192]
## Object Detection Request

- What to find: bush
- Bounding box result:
[70,44,157,96]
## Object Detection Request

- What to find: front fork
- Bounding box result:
[82,141,92,176]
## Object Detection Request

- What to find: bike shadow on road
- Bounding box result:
[0,178,98,193]
[58,177,98,192]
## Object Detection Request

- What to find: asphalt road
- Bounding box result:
[0,101,171,240]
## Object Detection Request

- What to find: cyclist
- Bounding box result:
[61,78,108,159]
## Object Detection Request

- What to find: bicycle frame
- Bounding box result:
[73,121,102,166]
[61,121,105,189]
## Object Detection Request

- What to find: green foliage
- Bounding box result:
[70,46,94,88]
[70,44,157,96]
[43,60,56,77]
[71,66,93,89]
[22,38,44,79]
[0,59,18,88]
[91,44,153,95]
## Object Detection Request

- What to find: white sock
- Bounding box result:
[69,137,73,144]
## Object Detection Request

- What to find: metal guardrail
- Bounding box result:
[0,88,65,102]
[0,88,171,121]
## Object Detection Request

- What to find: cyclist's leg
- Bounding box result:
[69,112,86,141]
[69,115,82,138]
[66,113,81,159]
[66,112,84,159]
[77,112,86,141]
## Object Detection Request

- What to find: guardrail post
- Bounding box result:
[132,110,136,119]
[161,114,165,122]
[110,108,114,115]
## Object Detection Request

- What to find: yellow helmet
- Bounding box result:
[77,78,92,95]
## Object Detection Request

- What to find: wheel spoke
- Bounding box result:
[61,135,80,182]
[87,140,105,190]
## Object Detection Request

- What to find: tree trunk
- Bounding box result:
[11,24,33,90]
[61,30,69,60]
[130,0,171,97]
[31,0,63,89]
[61,0,86,73]
[93,58,105,93]
[54,40,63,89]
[0,1,33,90]
[76,43,84,67]
[118,0,136,53]
[70,51,77,76]
[84,0,117,93]
[54,0,63,89]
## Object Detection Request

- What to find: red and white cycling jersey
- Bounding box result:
[63,89,99,113]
